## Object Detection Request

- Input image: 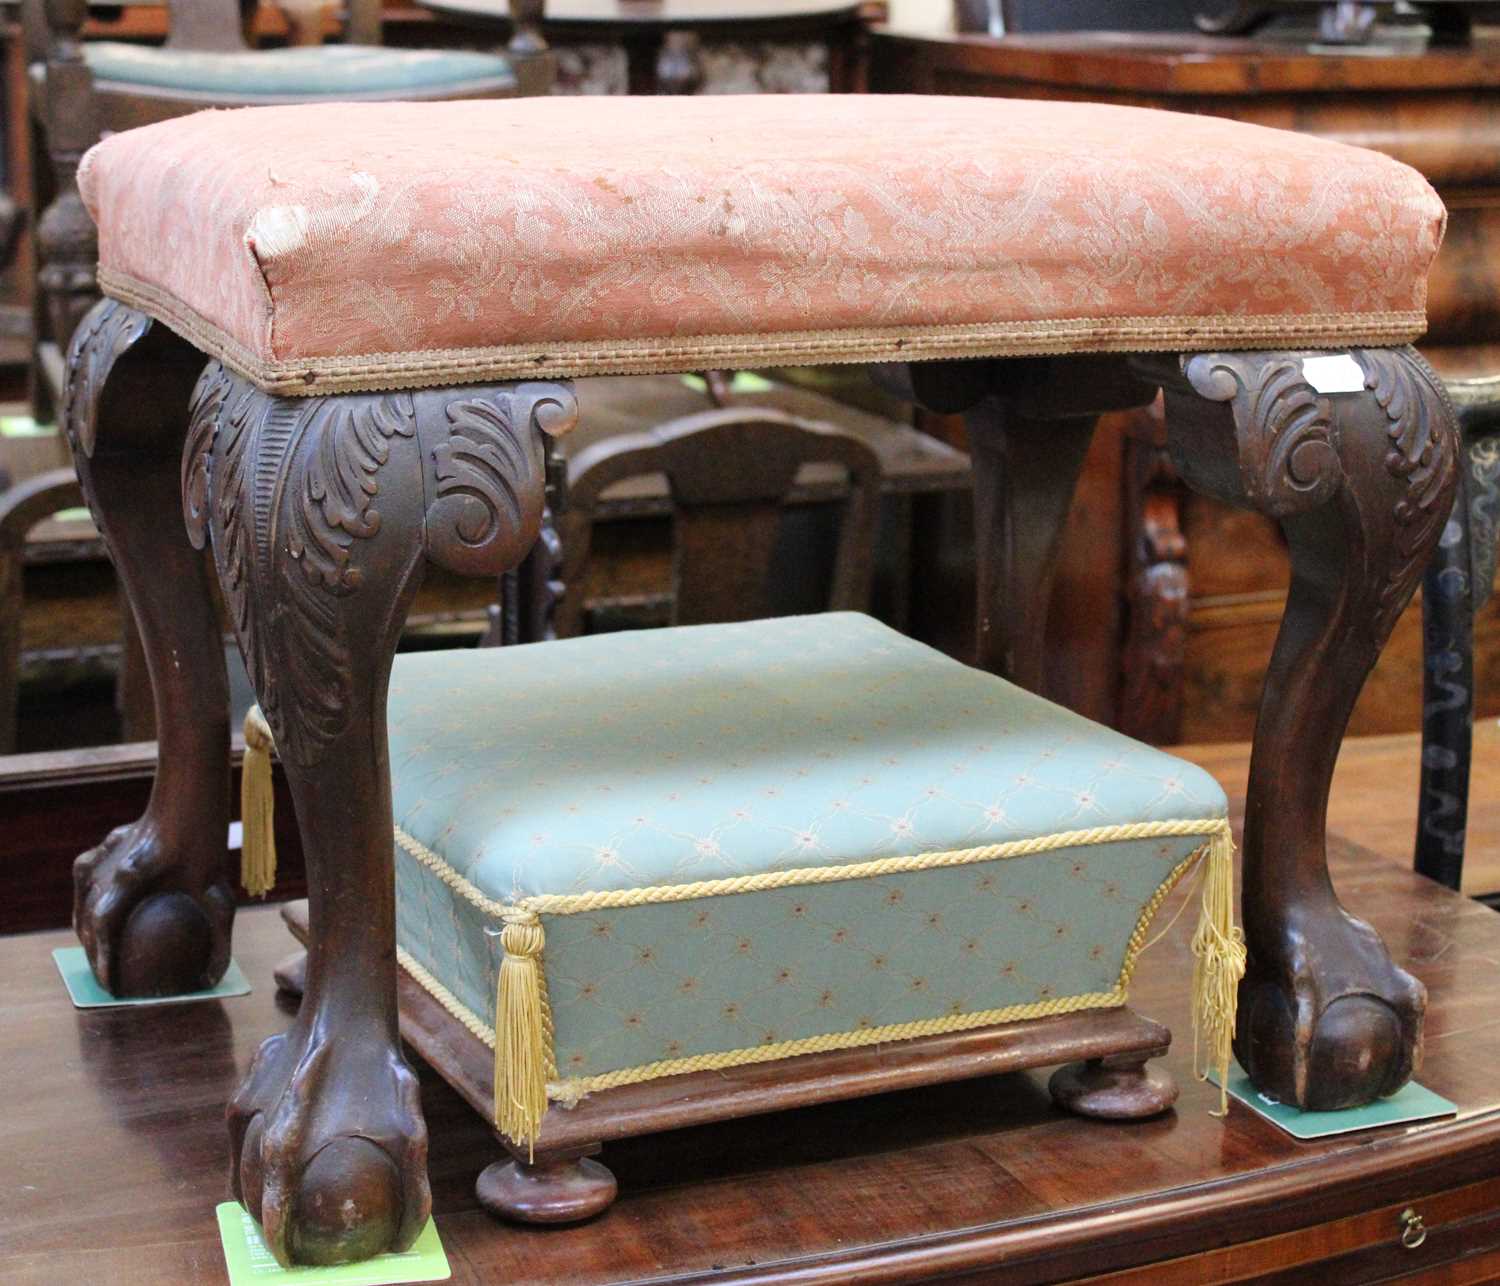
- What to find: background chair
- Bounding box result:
[496,404,885,646]
[0,465,80,751]
[24,0,549,419]
[1415,376,1500,891]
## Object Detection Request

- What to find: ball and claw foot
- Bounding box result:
[229,1023,430,1266]
[1234,902,1425,1111]
[72,820,233,996]
[1049,1056,1178,1120]
[477,1150,618,1225]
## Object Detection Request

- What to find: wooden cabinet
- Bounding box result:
[871,29,1500,741]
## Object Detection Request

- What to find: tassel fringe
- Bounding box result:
[495,911,549,1157]
[241,706,277,898]
[1191,821,1246,1117]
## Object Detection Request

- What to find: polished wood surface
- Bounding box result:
[428,0,864,28]
[8,812,1500,1282]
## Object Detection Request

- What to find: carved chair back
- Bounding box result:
[24,0,549,420]
[0,468,84,753]
[551,407,884,637]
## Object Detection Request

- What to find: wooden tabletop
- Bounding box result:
[6,809,1500,1282]
[867,27,1500,94]
[424,0,865,33]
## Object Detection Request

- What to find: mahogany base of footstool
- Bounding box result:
[281,900,1177,1224]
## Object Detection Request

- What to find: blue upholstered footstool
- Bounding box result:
[319,611,1239,1218]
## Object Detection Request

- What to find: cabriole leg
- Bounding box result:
[65,300,234,997]
[185,365,566,1265]
[1151,346,1458,1110]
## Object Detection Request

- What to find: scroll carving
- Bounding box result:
[1183,352,1343,515]
[62,298,152,458]
[184,365,420,766]
[421,381,575,578]
[184,367,566,766]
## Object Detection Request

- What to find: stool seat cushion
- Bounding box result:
[386,613,1229,1116]
[77,95,1444,396]
[82,42,517,99]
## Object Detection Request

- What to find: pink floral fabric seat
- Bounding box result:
[78,94,1444,396]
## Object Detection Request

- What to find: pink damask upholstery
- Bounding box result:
[78,95,1444,395]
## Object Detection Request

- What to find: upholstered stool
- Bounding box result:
[363,613,1234,1206]
[64,95,1456,1266]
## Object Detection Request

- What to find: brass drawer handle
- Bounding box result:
[1399,1208,1428,1250]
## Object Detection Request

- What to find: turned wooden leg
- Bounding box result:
[1414,486,1473,890]
[965,398,1097,689]
[477,1144,618,1224]
[1152,347,1458,1110]
[63,301,234,997]
[1049,1053,1178,1120]
[187,365,567,1266]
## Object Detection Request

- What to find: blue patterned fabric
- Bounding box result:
[388,614,1228,1089]
[84,43,516,97]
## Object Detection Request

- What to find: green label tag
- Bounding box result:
[1213,1062,1455,1139]
[52,946,251,1008]
[216,1203,451,1286]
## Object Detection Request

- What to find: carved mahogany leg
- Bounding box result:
[1049,1053,1178,1120]
[477,1144,618,1224]
[64,301,234,997]
[186,365,565,1266]
[1152,347,1458,1110]
[964,398,1096,688]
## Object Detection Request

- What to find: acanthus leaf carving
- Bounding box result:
[183,362,234,551]
[190,370,561,767]
[1183,351,1343,516]
[1356,348,1459,645]
[421,382,571,578]
[192,365,420,767]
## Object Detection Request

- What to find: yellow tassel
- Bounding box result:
[495,911,548,1158]
[1191,820,1246,1117]
[241,706,277,898]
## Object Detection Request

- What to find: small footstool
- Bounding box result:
[277,610,1237,1220]
[67,93,1454,1265]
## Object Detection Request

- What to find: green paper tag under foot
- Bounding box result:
[52,946,251,1008]
[1214,1062,1456,1139]
[216,1203,451,1286]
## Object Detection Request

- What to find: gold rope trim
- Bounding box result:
[99,268,1426,398]
[240,706,276,897]
[394,817,1229,915]
[396,822,1237,1145]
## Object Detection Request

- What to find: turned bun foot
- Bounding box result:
[115,891,218,996]
[477,1153,617,1225]
[1049,1057,1178,1120]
